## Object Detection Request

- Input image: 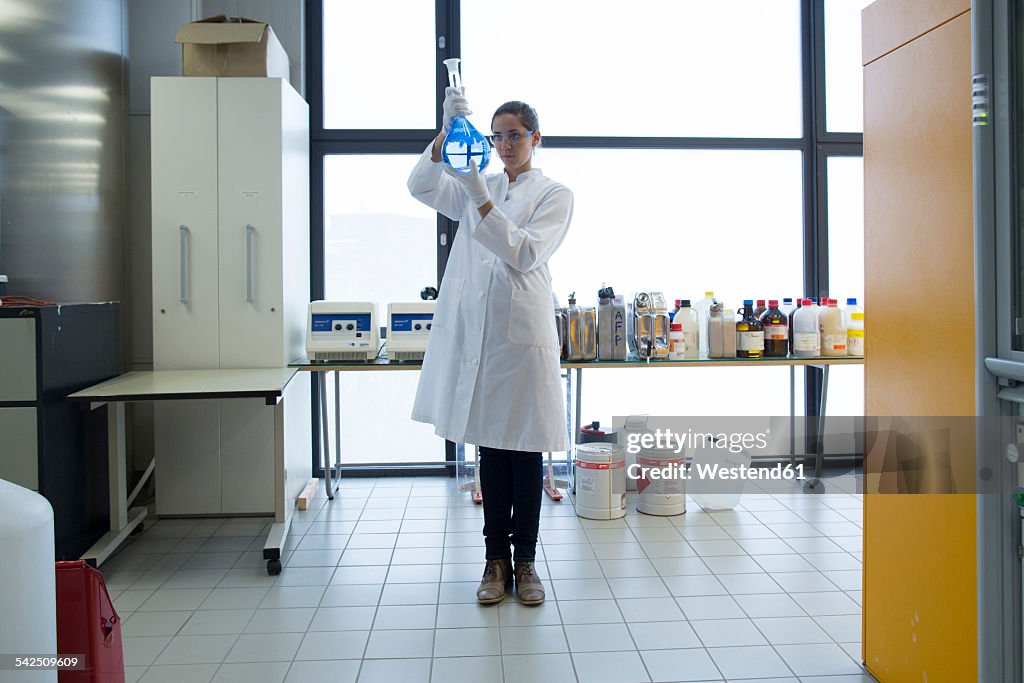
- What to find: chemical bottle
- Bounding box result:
[753,299,767,318]
[722,307,737,357]
[844,298,863,328]
[780,297,796,321]
[819,298,848,356]
[672,299,699,359]
[707,301,725,358]
[847,310,864,356]
[668,323,686,360]
[597,285,628,360]
[671,299,682,319]
[792,299,820,357]
[760,299,789,357]
[782,296,798,352]
[441,59,490,173]
[694,291,717,357]
[735,300,764,359]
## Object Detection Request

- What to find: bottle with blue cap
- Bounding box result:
[845,297,864,356]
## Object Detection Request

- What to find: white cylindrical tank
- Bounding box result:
[574,443,626,520]
[0,479,57,683]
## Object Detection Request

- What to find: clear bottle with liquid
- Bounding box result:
[441,58,490,174]
[735,300,764,359]
[694,291,717,358]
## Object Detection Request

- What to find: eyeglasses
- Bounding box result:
[489,130,534,146]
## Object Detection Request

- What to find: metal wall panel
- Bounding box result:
[0,0,128,302]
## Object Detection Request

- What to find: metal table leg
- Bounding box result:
[804,365,829,493]
[319,372,334,500]
[789,365,796,466]
[80,401,147,567]
[333,370,341,494]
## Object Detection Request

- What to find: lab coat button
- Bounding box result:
[471,358,478,366]
[478,290,485,298]
[482,259,491,266]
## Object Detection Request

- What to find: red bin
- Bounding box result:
[55,560,125,682]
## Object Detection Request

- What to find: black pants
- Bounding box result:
[478,446,542,563]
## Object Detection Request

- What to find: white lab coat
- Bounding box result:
[407,144,573,453]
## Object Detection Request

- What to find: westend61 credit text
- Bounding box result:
[626,462,806,482]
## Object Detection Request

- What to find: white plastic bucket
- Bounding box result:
[688,442,751,511]
[574,443,626,520]
[635,447,687,516]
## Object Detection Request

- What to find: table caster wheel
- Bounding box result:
[267,559,282,575]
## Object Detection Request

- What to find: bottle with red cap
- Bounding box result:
[753,299,767,318]
[668,322,686,360]
[760,299,789,357]
[792,298,820,357]
[819,297,848,356]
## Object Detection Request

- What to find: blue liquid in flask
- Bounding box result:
[443,116,490,173]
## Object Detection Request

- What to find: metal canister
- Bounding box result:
[565,292,597,361]
[597,286,627,360]
[630,292,671,359]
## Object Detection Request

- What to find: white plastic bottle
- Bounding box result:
[694,291,716,358]
[780,297,796,323]
[819,298,848,356]
[668,323,686,360]
[672,299,699,359]
[792,298,820,357]
[846,298,864,356]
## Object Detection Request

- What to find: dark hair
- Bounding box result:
[492,101,540,131]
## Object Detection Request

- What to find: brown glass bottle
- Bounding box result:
[735,300,764,358]
[760,299,789,357]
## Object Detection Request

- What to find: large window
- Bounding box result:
[322,155,441,465]
[462,1,803,138]
[310,0,866,472]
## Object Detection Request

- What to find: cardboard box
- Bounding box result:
[175,15,289,82]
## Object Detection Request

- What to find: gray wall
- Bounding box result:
[0,0,128,305]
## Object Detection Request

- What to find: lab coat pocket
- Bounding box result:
[434,276,464,331]
[508,289,559,349]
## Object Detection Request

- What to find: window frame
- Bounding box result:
[305,0,864,476]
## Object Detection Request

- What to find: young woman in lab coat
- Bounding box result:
[407,90,573,605]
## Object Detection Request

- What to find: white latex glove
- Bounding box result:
[443,159,490,208]
[442,86,472,132]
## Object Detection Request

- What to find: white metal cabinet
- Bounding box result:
[151,77,310,516]
[151,78,221,370]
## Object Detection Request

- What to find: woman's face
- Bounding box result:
[490,113,539,173]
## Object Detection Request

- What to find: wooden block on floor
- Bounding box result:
[297,478,319,510]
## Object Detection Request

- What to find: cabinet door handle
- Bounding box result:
[246,224,255,303]
[179,225,190,303]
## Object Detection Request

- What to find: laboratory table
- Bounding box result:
[68,368,301,575]
[290,355,865,500]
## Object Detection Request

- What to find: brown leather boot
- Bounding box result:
[476,559,512,604]
[514,561,546,606]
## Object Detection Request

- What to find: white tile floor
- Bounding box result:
[106,472,877,683]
